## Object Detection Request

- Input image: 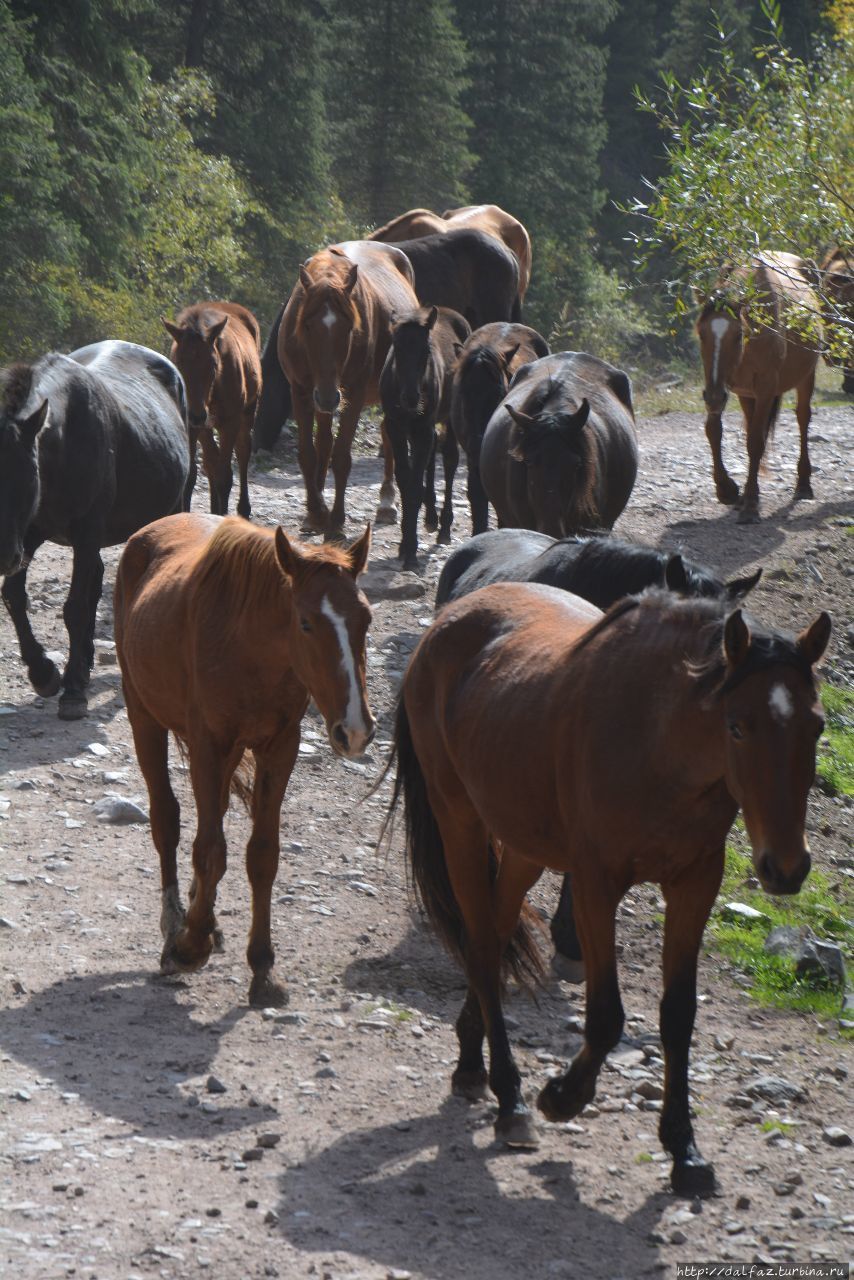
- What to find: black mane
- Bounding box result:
[1,363,34,416]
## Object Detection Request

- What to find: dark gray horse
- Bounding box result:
[0,341,190,719]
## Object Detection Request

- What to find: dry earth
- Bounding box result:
[1,396,853,1280]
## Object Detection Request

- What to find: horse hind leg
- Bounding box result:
[125,709,184,963]
[59,541,104,719]
[1,539,62,696]
[793,367,815,499]
[234,407,254,519]
[375,419,399,526]
[436,426,458,545]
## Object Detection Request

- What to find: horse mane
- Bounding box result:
[194,519,351,632]
[541,537,724,600]
[1,363,34,416]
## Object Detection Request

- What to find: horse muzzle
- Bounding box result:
[328,715,376,759]
[756,849,811,896]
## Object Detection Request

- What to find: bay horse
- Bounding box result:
[385,584,830,1193]
[380,230,521,329]
[436,527,762,972]
[0,341,189,719]
[370,204,533,300]
[450,323,550,534]
[696,252,821,523]
[279,242,419,537]
[114,513,374,1006]
[819,247,853,394]
[380,305,471,569]
[163,301,262,518]
[252,306,293,451]
[480,351,638,538]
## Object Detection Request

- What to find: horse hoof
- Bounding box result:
[160,931,212,974]
[31,663,61,698]
[716,484,739,506]
[551,953,586,984]
[536,1076,591,1123]
[374,504,399,526]
[794,483,813,500]
[451,1068,490,1102]
[301,510,329,535]
[436,531,452,546]
[736,504,760,525]
[423,513,439,533]
[324,526,346,545]
[249,974,289,1008]
[212,927,226,954]
[58,693,88,721]
[495,1108,539,1149]
[671,1154,717,1198]
[401,555,419,572]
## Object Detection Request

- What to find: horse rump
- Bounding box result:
[384,694,545,988]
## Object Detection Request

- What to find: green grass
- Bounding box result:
[706,845,853,1023]
[817,685,854,798]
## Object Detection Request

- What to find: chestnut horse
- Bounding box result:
[279,242,419,537]
[370,203,532,300]
[696,253,821,523]
[163,302,262,518]
[819,247,854,394]
[115,513,374,1006]
[385,585,829,1194]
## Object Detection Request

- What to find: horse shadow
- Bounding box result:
[0,673,130,777]
[0,968,268,1139]
[660,497,854,575]
[273,1098,670,1279]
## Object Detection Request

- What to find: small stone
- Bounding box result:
[764,925,814,958]
[721,902,770,925]
[822,1126,852,1147]
[13,1088,31,1101]
[714,1033,735,1051]
[94,796,149,825]
[634,1080,664,1101]
[264,1209,279,1226]
[206,1075,227,1094]
[744,1077,807,1105]
[73,1186,84,1197]
[669,1229,688,1245]
[242,1148,264,1162]
[87,742,109,757]
[245,1199,259,1209]
[790,1206,805,1220]
[736,1195,751,1210]
[205,1207,221,1217]
[256,1132,281,1149]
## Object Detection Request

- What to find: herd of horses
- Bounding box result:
[0,201,844,1199]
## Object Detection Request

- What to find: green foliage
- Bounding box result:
[816,684,854,797]
[706,844,853,1019]
[548,262,653,366]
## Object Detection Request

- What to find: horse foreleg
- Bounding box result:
[164,737,240,975]
[328,404,360,539]
[703,411,739,505]
[794,368,815,499]
[466,449,490,535]
[375,419,399,525]
[126,707,183,960]
[234,407,254,519]
[538,875,622,1123]
[183,427,200,511]
[397,426,432,570]
[244,729,300,1007]
[293,391,328,531]
[59,540,104,720]
[210,415,237,516]
[658,855,723,1197]
[198,426,225,516]
[437,426,459,544]
[1,535,61,696]
[423,432,438,532]
[549,874,585,983]
[738,394,771,523]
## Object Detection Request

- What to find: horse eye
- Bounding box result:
[300,617,312,633]
[728,721,744,741]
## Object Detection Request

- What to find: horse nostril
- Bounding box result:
[331,722,349,753]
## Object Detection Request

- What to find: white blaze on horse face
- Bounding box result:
[322,306,337,331]
[321,596,369,744]
[769,682,794,724]
[709,316,730,386]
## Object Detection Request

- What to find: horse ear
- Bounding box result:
[162,317,184,343]
[343,263,359,296]
[20,399,49,444]
[426,306,438,330]
[664,553,689,594]
[796,611,831,667]
[347,523,371,578]
[563,399,591,435]
[506,404,534,430]
[724,567,763,600]
[206,317,229,343]
[723,608,751,668]
[502,343,520,369]
[274,526,304,581]
[299,265,312,291]
[508,361,533,389]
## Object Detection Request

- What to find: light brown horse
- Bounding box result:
[370,204,532,301]
[163,302,262,518]
[279,243,419,536]
[115,512,374,1006]
[696,252,821,523]
[386,584,830,1195]
[819,247,854,393]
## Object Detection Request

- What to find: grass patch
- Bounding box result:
[635,1151,654,1164]
[706,845,853,1021]
[816,685,854,798]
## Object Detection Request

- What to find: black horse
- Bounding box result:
[380,306,471,569]
[435,527,762,972]
[0,341,190,719]
[450,322,550,534]
[480,351,639,538]
[252,306,293,452]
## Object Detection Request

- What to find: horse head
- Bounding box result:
[696,301,745,414]
[390,306,437,411]
[0,365,48,576]
[718,607,831,895]
[507,399,592,537]
[273,524,375,758]
[297,255,360,414]
[162,313,229,427]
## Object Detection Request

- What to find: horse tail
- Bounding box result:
[383,694,546,989]
[170,735,255,812]
[765,394,782,444]
[511,293,522,323]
